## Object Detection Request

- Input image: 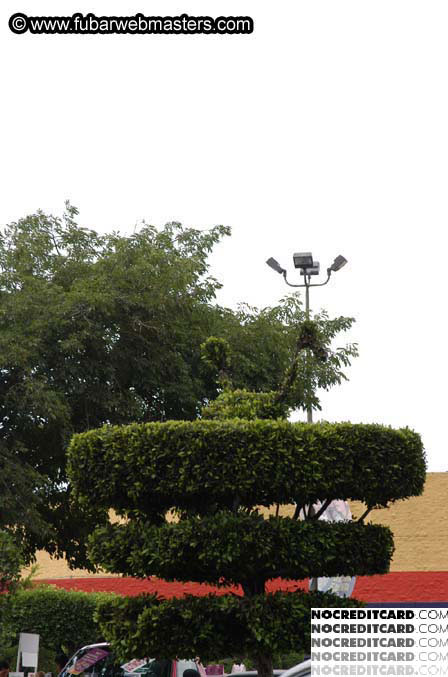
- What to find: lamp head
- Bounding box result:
[300,261,320,276]
[293,252,314,269]
[329,255,348,272]
[266,257,286,274]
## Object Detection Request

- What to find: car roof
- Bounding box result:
[280,660,311,677]
[71,643,111,654]
[231,663,311,677]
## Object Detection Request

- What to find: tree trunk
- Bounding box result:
[254,653,273,677]
[241,580,266,596]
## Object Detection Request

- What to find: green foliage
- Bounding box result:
[16,563,42,591]
[271,652,305,670]
[95,590,363,662]
[0,204,230,565]
[0,445,50,547]
[3,203,415,676]
[200,337,232,387]
[201,389,289,421]
[276,320,328,405]
[210,297,358,412]
[296,320,327,357]
[0,585,115,652]
[0,531,23,592]
[69,420,425,515]
[0,204,359,568]
[88,514,394,586]
[68,411,424,675]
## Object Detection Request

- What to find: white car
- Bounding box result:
[223,661,311,677]
[280,660,311,677]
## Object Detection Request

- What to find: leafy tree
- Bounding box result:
[0,204,229,565]
[0,445,49,542]
[67,388,425,677]
[0,204,358,568]
[206,297,358,413]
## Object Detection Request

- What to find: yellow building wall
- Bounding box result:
[350,472,448,572]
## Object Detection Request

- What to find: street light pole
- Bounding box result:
[304,275,312,423]
[266,252,348,592]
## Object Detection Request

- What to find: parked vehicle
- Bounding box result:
[280,660,311,677]
[58,643,196,677]
[227,662,311,677]
[58,644,311,677]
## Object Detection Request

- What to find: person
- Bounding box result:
[0,660,10,677]
[55,653,69,675]
[231,661,246,674]
[194,659,206,677]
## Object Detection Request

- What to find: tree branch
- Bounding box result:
[312,498,332,520]
[357,507,373,523]
[293,503,306,520]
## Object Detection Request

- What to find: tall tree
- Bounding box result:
[0,204,229,565]
[67,388,425,677]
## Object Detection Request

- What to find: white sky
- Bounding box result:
[1,1,447,470]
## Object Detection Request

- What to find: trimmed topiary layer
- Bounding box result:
[88,514,394,585]
[68,420,425,513]
[96,589,364,662]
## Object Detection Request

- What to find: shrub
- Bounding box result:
[0,585,116,652]
[201,389,290,421]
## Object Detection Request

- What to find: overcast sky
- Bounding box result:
[1,1,447,470]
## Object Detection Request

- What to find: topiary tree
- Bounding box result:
[67,381,425,677]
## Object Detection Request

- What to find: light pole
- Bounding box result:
[266,251,348,593]
[266,252,347,422]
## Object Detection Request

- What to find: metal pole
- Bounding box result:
[305,274,318,592]
[305,278,313,424]
[305,279,310,319]
[271,258,346,597]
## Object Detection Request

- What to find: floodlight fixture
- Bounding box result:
[293,252,314,269]
[329,255,348,272]
[300,261,320,276]
[266,257,286,274]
